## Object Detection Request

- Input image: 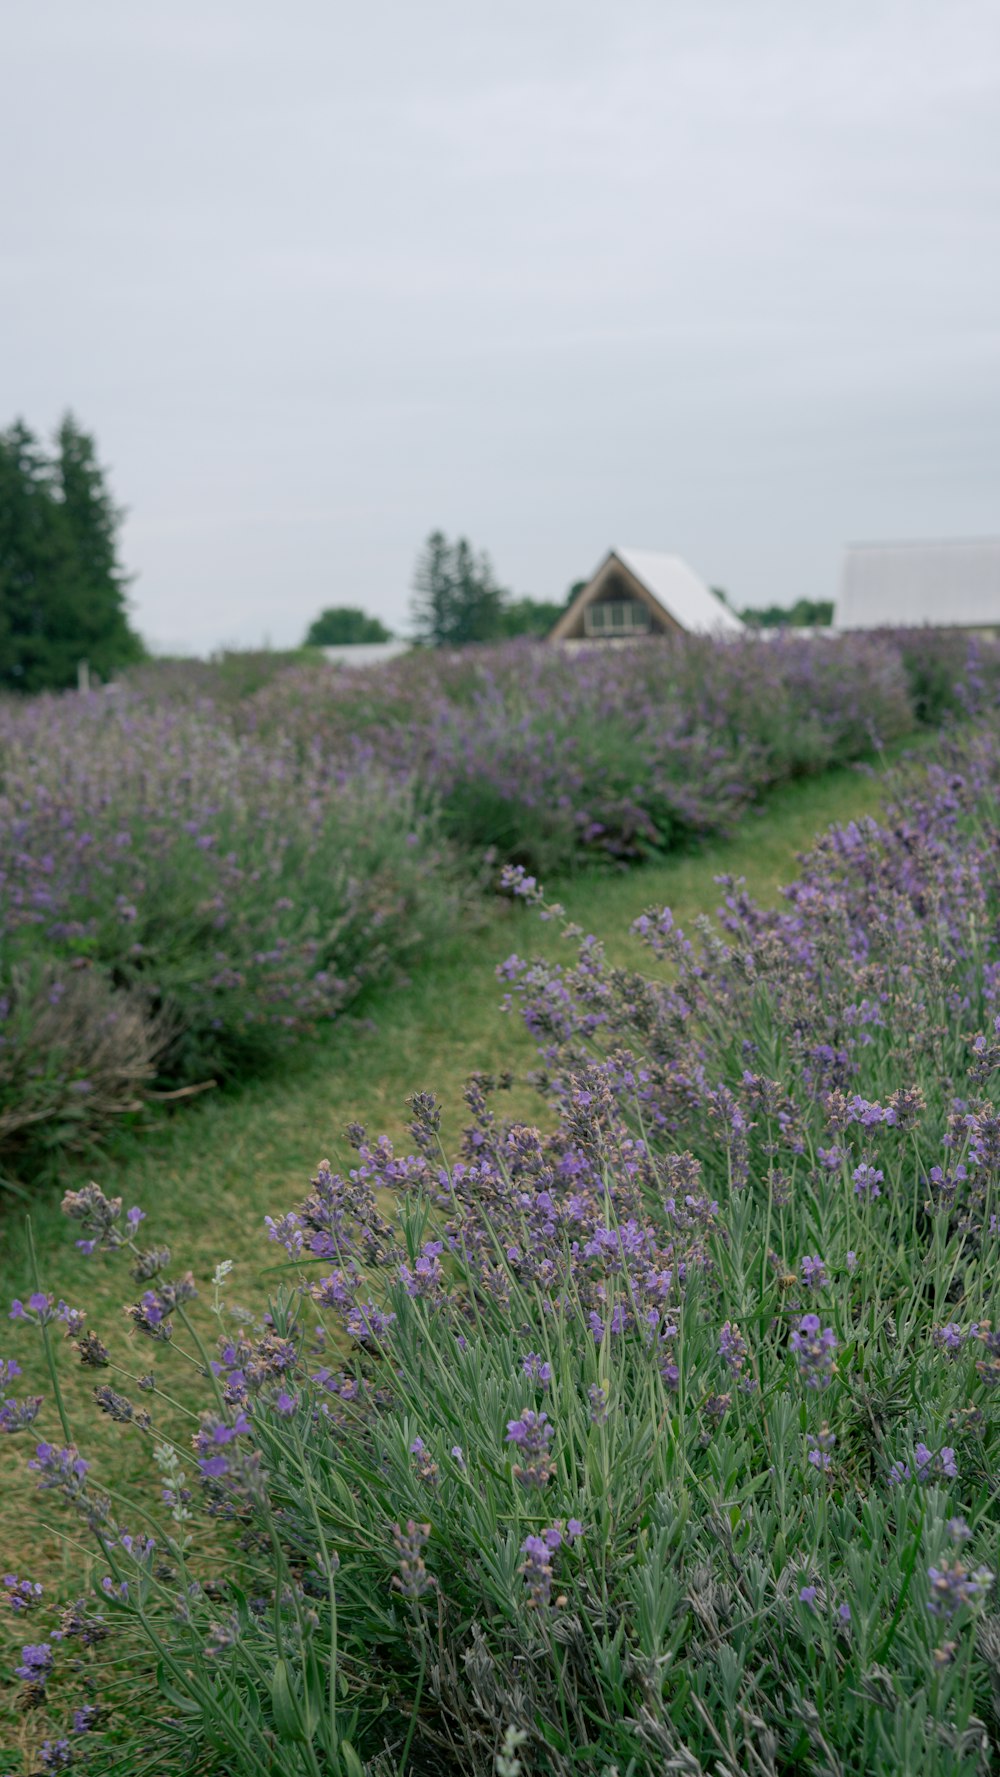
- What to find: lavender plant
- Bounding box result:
[0,691,455,1170]
[6,718,1000,1773]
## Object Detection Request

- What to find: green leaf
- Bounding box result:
[338,1743,366,1777]
[270,1657,306,1745]
[155,1660,202,1717]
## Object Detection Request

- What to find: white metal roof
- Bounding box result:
[320,641,411,668]
[836,539,1000,630]
[614,548,746,635]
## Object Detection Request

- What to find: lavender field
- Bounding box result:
[4,708,1000,1774]
[1,628,995,1179]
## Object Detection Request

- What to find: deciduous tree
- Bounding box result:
[304,606,392,645]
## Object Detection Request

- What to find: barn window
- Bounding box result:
[584,599,651,637]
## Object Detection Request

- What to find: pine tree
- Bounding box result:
[0,421,77,691]
[55,414,143,677]
[410,531,507,646]
[0,414,143,692]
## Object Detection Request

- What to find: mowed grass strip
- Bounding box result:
[0,754,906,1589]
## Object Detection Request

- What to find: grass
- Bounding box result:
[0,752,910,1598]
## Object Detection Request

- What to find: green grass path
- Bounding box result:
[0,757,900,1584]
[1,758,899,1327]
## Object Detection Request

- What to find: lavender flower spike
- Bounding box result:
[790,1314,838,1390]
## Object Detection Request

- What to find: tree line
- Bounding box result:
[0,412,835,697]
[309,536,832,651]
[305,531,569,649]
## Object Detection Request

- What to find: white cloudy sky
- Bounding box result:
[3,0,999,651]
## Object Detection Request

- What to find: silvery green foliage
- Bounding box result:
[6,716,1000,1773]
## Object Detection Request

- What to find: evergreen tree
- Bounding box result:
[410,531,508,646]
[0,414,143,693]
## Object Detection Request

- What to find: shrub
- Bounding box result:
[0,690,456,1170]
[0,962,166,1168]
[6,722,1000,1773]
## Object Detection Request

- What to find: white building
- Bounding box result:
[836,539,1000,632]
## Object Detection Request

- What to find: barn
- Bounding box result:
[549,547,745,643]
[836,539,1000,633]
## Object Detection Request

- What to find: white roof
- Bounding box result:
[614,547,746,635]
[320,641,411,668]
[836,539,1000,630]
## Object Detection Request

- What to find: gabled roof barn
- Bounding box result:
[550,548,744,642]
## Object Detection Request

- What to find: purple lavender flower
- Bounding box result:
[15,1640,53,1683]
[0,1391,43,1434]
[807,1424,836,1472]
[588,1383,609,1425]
[3,1573,43,1612]
[399,1240,445,1301]
[61,1183,129,1253]
[29,1443,90,1482]
[790,1315,837,1390]
[932,1322,965,1354]
[799,1256,829,1292]
[10,1292,57,1325]
[888,1443,958,1486]
[521,1534,556,1608]
[409,1436,440,1487]
[94,1384,151,1430]
[522,1352,552,1387]
[392,1520,434,1599]
[927,1559,994,1618]
[506,1408,555,1487]
[933,1445,958,1480]
[703,1392,732,1422]
[264,1211,305,1256]
[718,1320,750,1380]
[852,1163,883,1198]
[194,1411,251,1479]
[39,1739,74,1771]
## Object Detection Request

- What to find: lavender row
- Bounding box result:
[1,625,994,1172]
[4,717,1000,1771]
[239,626,998,870]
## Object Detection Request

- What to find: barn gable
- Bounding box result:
[550,548,745,642]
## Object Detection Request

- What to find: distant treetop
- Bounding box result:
[304,606,393,646]
[741,598,834,629]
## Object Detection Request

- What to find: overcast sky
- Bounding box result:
[3,1,999,652]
